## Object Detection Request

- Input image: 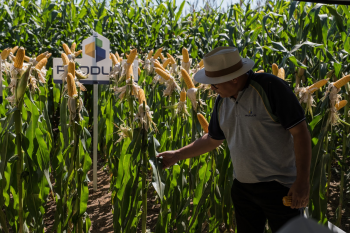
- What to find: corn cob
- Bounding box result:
[155,68,171,80]
[127,49,137,64]
[335,100,348,111]
[119,57,123,63]
[153,47,163,59]
[75,50,82,57]
[182,48,189,63]
[6,49,11,59]
[180,88,186,102]
[272,63,278,76]
[14,47,25,69]
[166,53,176,64]
[277,68,285,80]
[333,75,350,89]
[307,79,328,93]
[11,46,19,54]
[163,59,172,68]
[61,53,70,66]
[198,59,204,67]
[36,51,48,62]
[16,65,32,102]
[1,49,9,60]
[181,68,195,89]
[256,70,264,73]
[282,196,292,206]
[24,55,31,62]
[67,73,78,98]
[138,89,146,105]
[126,64,133,79]
[68,61,75,78]
[110,53,119,66]
[197,113,209,133]
[147,50,153,59]
[35,58,47,70]
[153,60,166,71]
[46,53,52,59]
[159,53,165,61]
[125,53,129,59]
[138,67,141,76]
[115,52,120,61]
[62,43,72,55]
[71,42,76,53]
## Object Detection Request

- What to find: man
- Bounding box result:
[157,47,311,233]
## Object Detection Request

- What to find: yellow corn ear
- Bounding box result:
[11,46,19,54]
[16,65,32,102]
[256,70,264,73]
[6,49,11,59]
[198,59,204,67]
[68,61,75,78]
[197,113,209,133]
[115,52,120,61]
[272,63,278,76]
[153,47,163,59]
[75,50,82,57]
[24,55,30,62]
[110,53,118,66]
[46,53,52,59]
[36,51,48,62]
[277,68,285,80]
[155,68,171,80]
[67,73,78,98]
[35,58,47,70]
[63,43,72,55]
[335,100,348,111]
[126,65,133,79]
[147,50,153,59]
[159,53,165,60]
[126,49,137,64]
[71,42,76,53]
[153,60,166,71]
[182,48,189,63]
[180,88,186,102]
[166,53,176,64]
[61,53,70,66]
[1,49,9,60]
[282,196,292,206]
[138,67,141,76]
[333,75,350,89]
[138,89,146,105]
[14,47,25,69]
[162,59,172,68]
[307,79,328,93]
[181,68,195,89]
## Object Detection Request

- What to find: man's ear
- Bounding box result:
[231,78,238,84]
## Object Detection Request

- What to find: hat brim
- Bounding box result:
[193,58,255,84]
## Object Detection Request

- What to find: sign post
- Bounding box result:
[93,84,98,191]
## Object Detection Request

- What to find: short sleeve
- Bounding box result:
[208,96,226,140]
[267,78,305,130]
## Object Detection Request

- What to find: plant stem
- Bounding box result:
[0,203,9,233]
[141,129,148,233]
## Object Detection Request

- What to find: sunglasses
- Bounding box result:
[211,84,219,90]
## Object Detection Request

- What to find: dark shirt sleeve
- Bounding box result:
[208,96,226,140]
[267,77,305,130]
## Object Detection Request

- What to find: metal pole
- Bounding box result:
[93,84,98,191]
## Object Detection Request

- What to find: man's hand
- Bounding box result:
[157,151,179,169]
[287,179,310,209]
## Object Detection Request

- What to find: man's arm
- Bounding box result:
[157,134,224,169]
[288,120,312,209]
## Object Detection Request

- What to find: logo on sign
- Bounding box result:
[85,38,106,63]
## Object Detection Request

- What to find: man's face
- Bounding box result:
[210,79,239,98]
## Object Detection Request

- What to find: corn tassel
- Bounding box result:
[197,113,209,133]
[75,50,82,57]
[127,49,137,64]
[308,79,328,94]
[335,100,347,111]
[333,75,350,89]
[147,50,153,59]
[68,61,75,78]
[180,88,186,102]
[63,43,72,55]
[35,58,47,70]
[14,47,25,69]
[71,42,76,53]
[153,47,163,59]
[155,68,171,80]
[181,68,195,89]
[67,73,78,98]
[182,48,189,63]
[272,63,278,76]
[62,53,70,66]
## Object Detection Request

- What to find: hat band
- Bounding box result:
[205,60,243,77]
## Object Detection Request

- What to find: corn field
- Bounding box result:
[0,0,350,232]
